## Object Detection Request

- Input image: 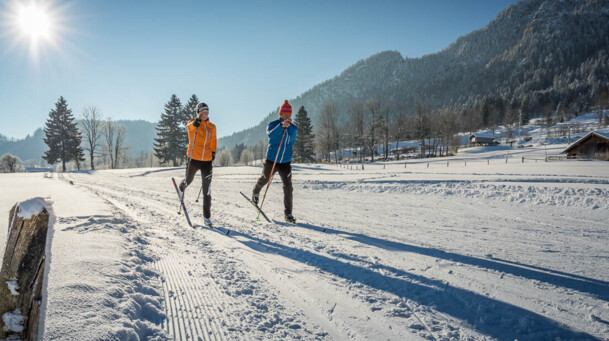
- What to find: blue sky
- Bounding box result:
[0,0,515,139]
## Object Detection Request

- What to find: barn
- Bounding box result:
[561,130,609,160]
[469,132,498,146]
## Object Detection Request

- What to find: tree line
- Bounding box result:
[0,96,133,173]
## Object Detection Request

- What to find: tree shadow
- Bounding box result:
[292,222,609,303]
[233,232,598,340]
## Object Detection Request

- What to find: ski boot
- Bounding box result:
[204,217,213,227]
[285,214,296,224]
[252,192,260,205]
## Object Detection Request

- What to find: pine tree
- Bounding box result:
[183,94,199,121]
[293,106,315,163]
[154,94,184,166]
[42,96,84,172]
[181,94,199,156]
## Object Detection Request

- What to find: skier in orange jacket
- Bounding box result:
[178,102,217,226]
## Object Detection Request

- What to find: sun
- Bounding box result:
[0,1,69,64]
[18,4,52,39]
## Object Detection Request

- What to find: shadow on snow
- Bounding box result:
[230,223,600,340]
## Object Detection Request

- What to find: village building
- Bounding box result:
[561,130,609,160]
[469,132,498,146]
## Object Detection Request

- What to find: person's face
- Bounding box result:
[199,109,209,120]
[280,114,291,121]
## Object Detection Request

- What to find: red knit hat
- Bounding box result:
[279,100,292,116]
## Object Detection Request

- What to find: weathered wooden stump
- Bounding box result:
[0,199,50,341]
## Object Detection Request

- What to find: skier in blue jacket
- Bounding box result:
[252,100,298,223]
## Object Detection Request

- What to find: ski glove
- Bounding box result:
[193,118,202,127]
[212,152,216,161]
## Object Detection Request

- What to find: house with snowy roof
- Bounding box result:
[561,129,609,160]
[469,132,498,146]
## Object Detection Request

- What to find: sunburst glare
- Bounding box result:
[1,0,73,66]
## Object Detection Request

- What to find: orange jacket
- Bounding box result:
[186,118,216,161]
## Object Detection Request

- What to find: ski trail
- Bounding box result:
[156,252,232,341]
[67,173,328,340]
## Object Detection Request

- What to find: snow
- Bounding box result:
[6,277,19,295]
[2,309,25,333]
[0,115,608,340]
[16,197,48,219]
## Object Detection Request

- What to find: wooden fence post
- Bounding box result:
[0,199,50,340]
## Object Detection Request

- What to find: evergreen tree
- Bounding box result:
[293,106,315,163]
[42,96,84,172]
[181,94,199,155]
[154,94,184,166]
[183,94,200,121]
[231,143,246,163]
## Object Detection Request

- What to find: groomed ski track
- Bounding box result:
[58,161,609,340]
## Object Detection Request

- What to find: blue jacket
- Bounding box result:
[266,119,298,163]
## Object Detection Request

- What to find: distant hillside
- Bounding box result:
[219,0,609,148]
[0,120,157,163]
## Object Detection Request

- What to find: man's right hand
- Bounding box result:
[193,118,202,127]
[281,119,291,128]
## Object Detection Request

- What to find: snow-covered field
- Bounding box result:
[1,143,608,340]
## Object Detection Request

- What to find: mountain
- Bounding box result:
[0,120,157,163]
[219,0,609,148]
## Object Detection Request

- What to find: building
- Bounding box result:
[25,167,53,172]
[561,130,609,160]
[469,132,498,146]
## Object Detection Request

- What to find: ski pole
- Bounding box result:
[179,124,199,214]
[258,127,287,219]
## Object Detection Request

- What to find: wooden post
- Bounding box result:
[0,199,50,340]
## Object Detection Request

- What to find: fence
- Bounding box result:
[331,154,595,171]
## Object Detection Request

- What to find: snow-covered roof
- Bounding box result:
[561,129,609,153]
[470,132,495,139]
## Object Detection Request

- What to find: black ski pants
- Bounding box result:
[253,160,293,215]
[182,158,213,218]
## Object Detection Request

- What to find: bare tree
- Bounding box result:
[0,153,21,173]
[381,103,391,160]
[239,149,254,165]
[414,101,431,157]
[365,98,383,162]
[594,85,609,128]
[217,149,233,166]
[391,106,409,160]
[315,102,339,162]
[438,108,459,156]
[348,102,365,162]
[252,140,266,165]
[102,119,128,169]
[80,106,103,170]
[503,102,517,141]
